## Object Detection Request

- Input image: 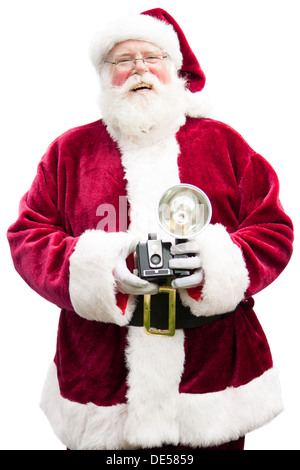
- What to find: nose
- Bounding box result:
[132,58,149,74]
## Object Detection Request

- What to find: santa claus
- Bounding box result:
[7,8,293,450]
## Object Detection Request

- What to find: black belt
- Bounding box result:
[129,293,234,330]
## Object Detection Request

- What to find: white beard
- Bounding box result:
[99,68,188,144]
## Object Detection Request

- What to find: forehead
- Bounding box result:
[108,39,163,57]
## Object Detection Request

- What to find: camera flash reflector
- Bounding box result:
[158,184,212,239]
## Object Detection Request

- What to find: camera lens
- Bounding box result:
[151,254,161,265]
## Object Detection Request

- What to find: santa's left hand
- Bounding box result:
[169,240,203,289]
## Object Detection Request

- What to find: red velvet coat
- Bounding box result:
[7,117,293,450]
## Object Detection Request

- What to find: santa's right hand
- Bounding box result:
[114,238,159,295]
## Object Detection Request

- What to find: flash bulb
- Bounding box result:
[158,184,212,239]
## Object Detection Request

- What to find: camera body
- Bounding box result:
[135,184,212,285]
[136,233,190,284]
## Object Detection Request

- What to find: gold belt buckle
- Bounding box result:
[143,286,176,337]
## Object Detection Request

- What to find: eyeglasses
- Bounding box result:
[104,54,167,69]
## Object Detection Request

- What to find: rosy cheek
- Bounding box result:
[160,72,170,84]
[111,70,131,86]
[152,67,171,85]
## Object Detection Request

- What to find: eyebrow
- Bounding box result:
[113,49,163,59]
[113,52,133,59]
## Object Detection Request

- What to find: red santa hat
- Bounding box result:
[90,8,205,93]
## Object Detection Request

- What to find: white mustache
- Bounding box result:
[116,72,162,94]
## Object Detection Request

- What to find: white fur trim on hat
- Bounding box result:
[90,14,183,72]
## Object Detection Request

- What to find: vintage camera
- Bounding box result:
[135,184,212,285]
[136,233,190,283]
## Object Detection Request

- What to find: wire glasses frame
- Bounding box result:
[104,54,168,69]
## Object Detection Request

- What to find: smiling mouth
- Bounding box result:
[131,83,153,92]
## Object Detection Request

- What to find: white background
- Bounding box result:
[0,0,299,450]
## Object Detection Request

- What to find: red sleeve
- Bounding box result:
[7,148,78,311]
[230,152,294,297]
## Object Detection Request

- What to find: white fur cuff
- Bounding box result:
[69,230,133,325]
[180,224,250,316]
